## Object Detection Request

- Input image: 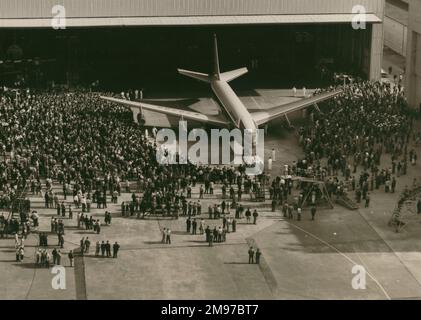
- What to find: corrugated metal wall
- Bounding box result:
[0,0,384,19]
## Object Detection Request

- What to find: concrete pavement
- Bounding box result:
[1,122,421,300]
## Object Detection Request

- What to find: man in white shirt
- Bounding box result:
[166,228,171,244]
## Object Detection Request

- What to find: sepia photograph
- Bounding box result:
[0,0,421,308]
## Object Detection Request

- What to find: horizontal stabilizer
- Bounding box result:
[220,67,248,82]
[177,69,210,83]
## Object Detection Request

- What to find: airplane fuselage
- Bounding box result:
[210,79,257,133]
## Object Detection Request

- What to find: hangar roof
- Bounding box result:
[0,0,384,28]
[0,13,382,28]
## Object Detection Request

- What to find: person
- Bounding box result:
[36,249,42,265]
[297,207,301,221]
[96,220,101,234]
[68,250,74,267]
[199,219,204,235]
[245,208,251,224]
[56,250,62,265]
[252,209,258,224]
[365,193,370,208]
[95,241,100,256]
[186,217,191,233]
[113,242,120,258]
[208,233,213,247]
[391,178,397,193]
[16,246,24,262]
[100,241,106,257]
[248,247,255,264]
[217,226,223,242]
[311,206,317,221]
[31,211,39,228]
[105,241,111,257]
[166,228,172,244]
[271,199,277,212]
[417,199,421,214]
[84,237,91,254]
[162,228,167,243]
[255,248,261,264]
[58,233,64,249]
[40,249,48,267]
[77,212,81,228]
[192,219,197,235]
[52,248,58,265]
[288,205,293,219]
[232,218,237,232]
[61,202,66,217]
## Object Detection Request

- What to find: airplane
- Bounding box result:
[101,34,342,136]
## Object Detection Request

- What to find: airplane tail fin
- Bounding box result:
[214,34,247,82]
[178,34,247,83]
[213,33,221,79]
[177,69,211,83]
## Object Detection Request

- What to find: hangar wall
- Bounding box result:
[406,0,421,108]
[0,0,385,81]
[384,15,408,56]
[384,0,408,56]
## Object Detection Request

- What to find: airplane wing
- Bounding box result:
[101,96,230,127]
[250,89,342,126]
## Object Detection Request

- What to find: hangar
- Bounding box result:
[0,0,384,90]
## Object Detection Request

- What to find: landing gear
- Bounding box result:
[136,109,146,126]
[284,114,295,131]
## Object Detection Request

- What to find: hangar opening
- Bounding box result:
[0,23,374,91]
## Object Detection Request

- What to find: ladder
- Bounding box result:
[335,194,359,210]
[388,201,405,232]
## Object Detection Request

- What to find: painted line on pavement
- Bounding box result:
[286,220,391,300]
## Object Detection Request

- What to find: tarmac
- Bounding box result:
[1,85,421,300]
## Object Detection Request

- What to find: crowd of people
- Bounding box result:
[79,237,120,258]
[265,81,416,212]
[0,78,419,267]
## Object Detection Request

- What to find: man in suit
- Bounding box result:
[68,250,74,267]
[248,247,255,264]
[252,209,259,224]
[113,242,120,258]
[192,219,197,235]
[255,248,262,264]
[100,241,106,257]
[105,241,111,257]
[311,206,317,221]
[61,203,66,217]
